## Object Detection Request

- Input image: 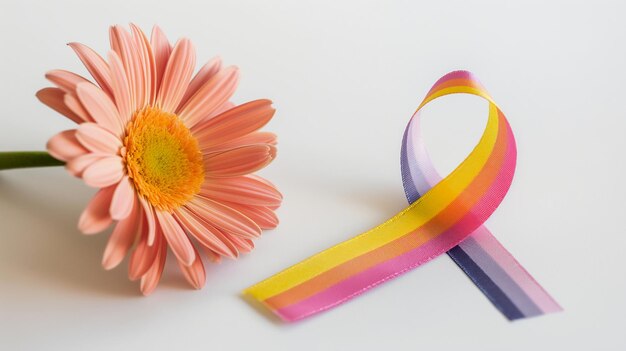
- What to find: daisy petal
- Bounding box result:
[47,130,89,162]
[140,238,166,295]
[138,196,157,246]
[129,220,160,280]
[155,210,195,265]
[203,144,276,178]
[212,101,235,117]
[78,185,115,234]
[65,153,105,177]
[63,94,92,122]
[102,197,140,270]
[150,25,171,95]
[175,207,238,258]
[179,56,221,109]
[200,175,282,207]
[223,232,254,254]
[76,122,122,154]
[110,176,135,220]
[130,23,156,106]
[68,42,113,97]
[45,69,91,94]
[193,99,274,148]
[188,196,261,239]
[179,66,239,128]
[201,132,277,153]
[176,246,206,289]
[223,201,279,230]
[203,247,222,263]
[249,174,278,187]
[36,88,84,124]
[110,25,143,112]
[157,38,195,113]
[248,176,281,210]
[82,156,124,188]
[76,82,124,137]
[107,51,132,125]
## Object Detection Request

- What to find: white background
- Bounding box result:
[1,1,625,350]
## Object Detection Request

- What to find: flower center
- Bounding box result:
[123,106,204,212]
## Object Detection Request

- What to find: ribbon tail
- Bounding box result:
[448,229,562,320]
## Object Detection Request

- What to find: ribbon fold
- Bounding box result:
[245,71,561,322]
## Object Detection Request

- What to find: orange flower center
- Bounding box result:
[123,106,204,212]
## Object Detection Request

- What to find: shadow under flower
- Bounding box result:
[0,169,139,297]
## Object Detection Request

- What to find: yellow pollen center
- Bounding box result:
[123,106,204,212]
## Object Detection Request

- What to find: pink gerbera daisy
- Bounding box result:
[36,24,282,295]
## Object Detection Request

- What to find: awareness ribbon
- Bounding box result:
[245,71,561,322]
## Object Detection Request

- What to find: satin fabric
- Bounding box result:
[245,71,561,322]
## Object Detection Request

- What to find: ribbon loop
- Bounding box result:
[245,71,561,322]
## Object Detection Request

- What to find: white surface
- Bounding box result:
[1,0,625,350]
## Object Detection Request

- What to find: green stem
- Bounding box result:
[0,151,65,170]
